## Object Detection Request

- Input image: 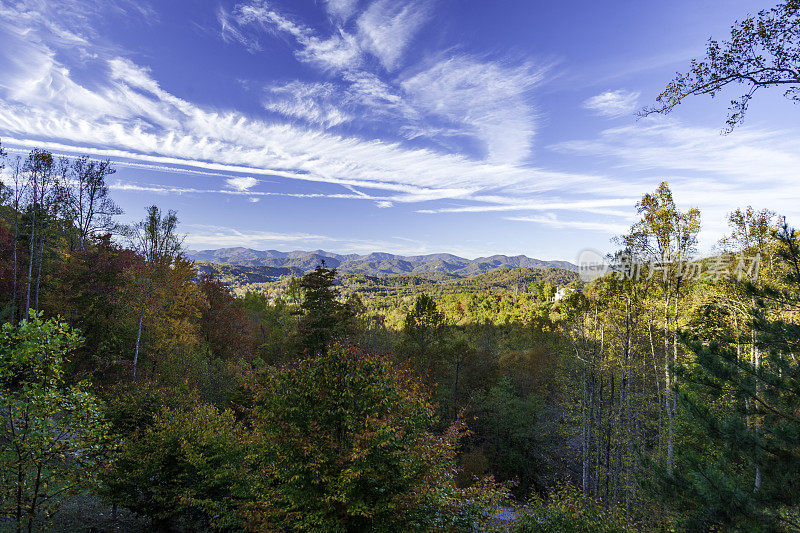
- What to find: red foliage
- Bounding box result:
[47,234,140,378]
[198,273,253,360]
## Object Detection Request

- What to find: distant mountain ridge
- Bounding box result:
[187,247,577,278]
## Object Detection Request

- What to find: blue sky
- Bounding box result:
[1,0,798,260]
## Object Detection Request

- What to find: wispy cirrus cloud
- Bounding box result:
[553,116,800,241]
[401,56,544,163]
[262,81,353,127]
[323,0,359,22]
[222,1,362,70]
[506,213,630,234]
[220,1,542,162]
[356,0,429,71]
[583,89,640,118]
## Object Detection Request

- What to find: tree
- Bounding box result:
[467,378,557,497]
[103,398,250,531]
[658,222,800,530]
[21,150,60,315]
[399,294,446,374]
[2,157,25,324]
[296,263,353,355]
[642,0,800,131]
[46,235,138,380]
[123,206,183,377]
[249,343,507,531]
[627,182,700,474]
[0,154,24,324]
[0,313,110,533]
[60,157,121,251]
[512,483,629,533]
[198,273,252,360]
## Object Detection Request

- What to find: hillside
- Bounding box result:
[196,262,580,299]
[187,247,576,277]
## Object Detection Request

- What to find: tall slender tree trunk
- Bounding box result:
[452,356,461,420]
[11,193,19,323]
[26,465,42,533]
[606,369,614,503]
[664,289,674,474]
[133,304,145,378]
[648,320,663,457]
[34,232,44,311]
[751,305,763,491]
[581,344,589,493]
[25,210,35,317]
[15,462,23,533]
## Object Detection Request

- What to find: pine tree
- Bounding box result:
[296,262,352,355]
[658,222,800,531]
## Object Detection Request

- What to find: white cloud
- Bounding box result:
[583,89,640,118]
[401,57,544,163]
[553,116,800,243]
[218,6,262,52]
[216,2,542,162]
[418,197,638,215]
[0,30,557,205]
[324,0,359,21]
[356,0,429,71]
[225,176,258,191]
[507,213,629,235]
[263,81,352,127]
[225,2,362,71]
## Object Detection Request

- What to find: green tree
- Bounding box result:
[296,263,354,355]
[399,294,446,374]
[0,312,110,533]
[103,397,251,531]
[659,222,800,530]
[628,181,700,474]
[467,378,557,497]
[249,343,507,531]
[512,483,629,533]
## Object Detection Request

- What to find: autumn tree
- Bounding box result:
[248,343,507,531]
[46,235,138,380]
[198,273,252,360]
[1,155,25,324]
[122,206,183,377]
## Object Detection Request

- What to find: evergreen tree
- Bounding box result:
[296,262,353,355]
[658,222,800,530]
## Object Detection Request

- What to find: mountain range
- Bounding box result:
[187,247,577,278]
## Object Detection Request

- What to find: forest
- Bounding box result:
[2,1,800,531]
